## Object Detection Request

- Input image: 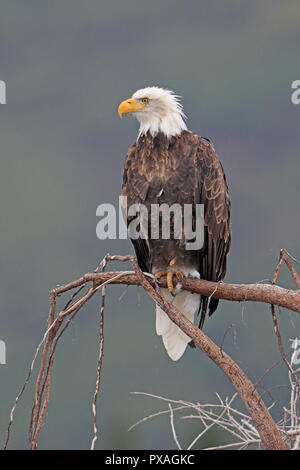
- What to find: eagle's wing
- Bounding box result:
[194,136,231,328]
[121,142,151,273]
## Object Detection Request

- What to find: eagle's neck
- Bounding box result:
[137,111,187,140]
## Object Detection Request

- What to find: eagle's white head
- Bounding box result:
[118,86,187,139]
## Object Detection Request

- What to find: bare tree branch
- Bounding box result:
[51,272,300,315]
[5,249,300,450]
[91,286,106,449]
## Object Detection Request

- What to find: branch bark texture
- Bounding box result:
[54,270,300,314]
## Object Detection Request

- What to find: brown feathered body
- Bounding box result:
[122,130,231,332]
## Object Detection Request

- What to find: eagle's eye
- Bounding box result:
[140,97,149,105]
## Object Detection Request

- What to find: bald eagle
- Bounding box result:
[118,87,231,361]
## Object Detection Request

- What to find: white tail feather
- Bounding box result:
[155,288,200,361]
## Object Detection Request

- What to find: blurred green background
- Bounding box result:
[0,0,300,450]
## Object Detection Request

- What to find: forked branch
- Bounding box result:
[5,249,300,450]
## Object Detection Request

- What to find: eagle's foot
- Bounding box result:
[155,259,185,294]
[154,270,179,293]
[166,270,185,294]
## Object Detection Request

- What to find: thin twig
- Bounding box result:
[91,285,106,450]
[168,404,182,450]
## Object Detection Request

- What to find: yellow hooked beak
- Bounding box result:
[118,98,147,118]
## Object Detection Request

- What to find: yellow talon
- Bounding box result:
[167,271,175,292]
[155,270,176,292]
[154,262,185,293]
